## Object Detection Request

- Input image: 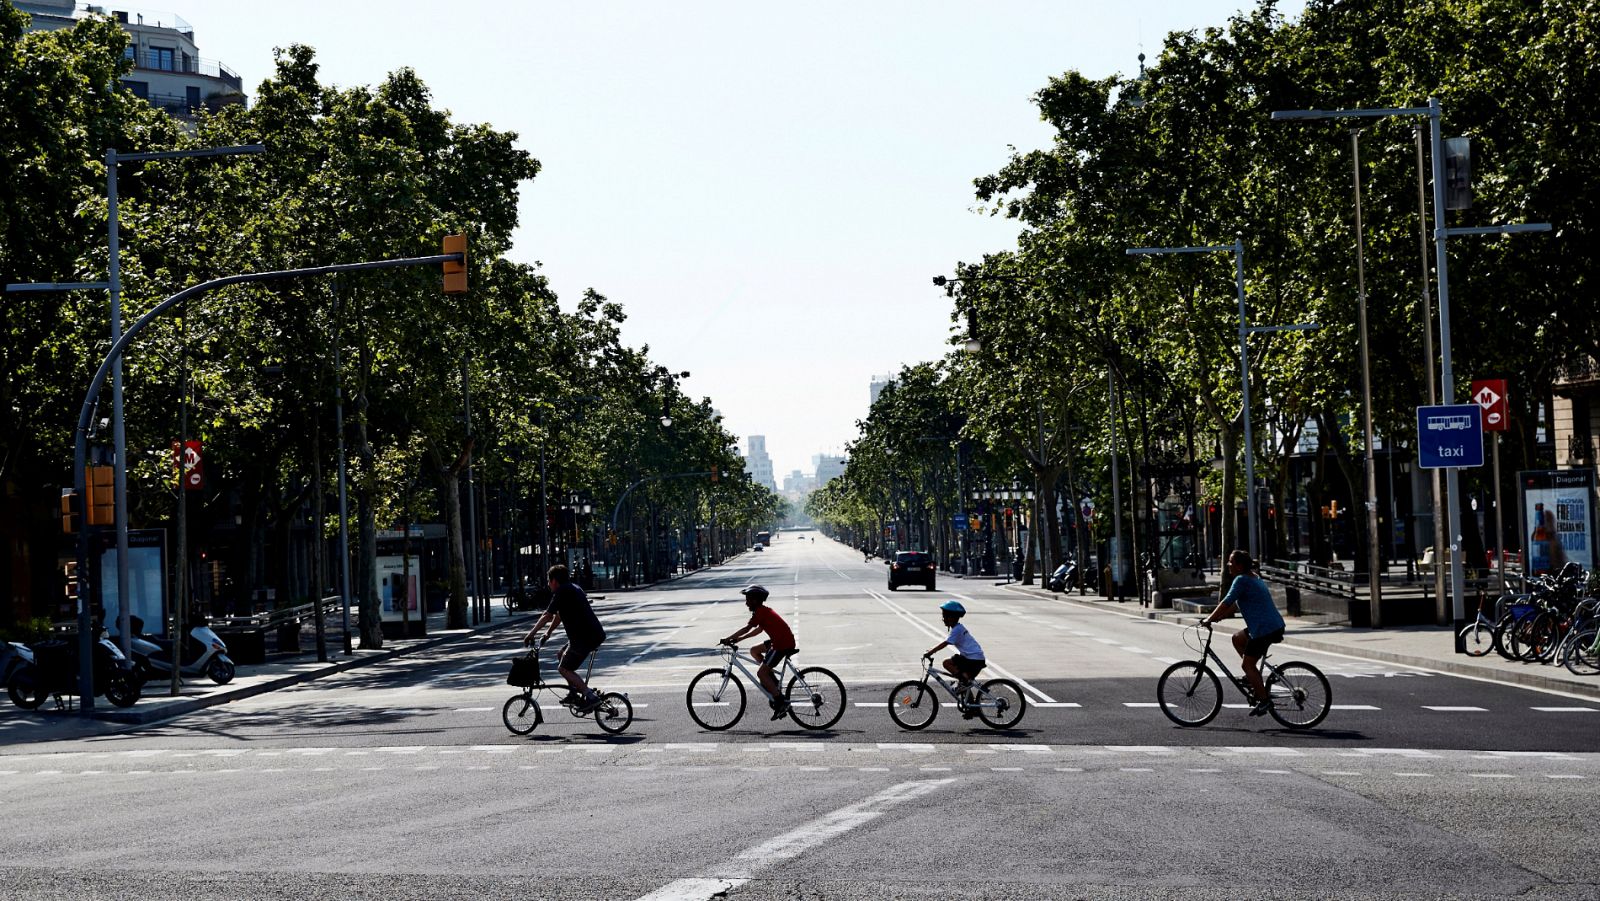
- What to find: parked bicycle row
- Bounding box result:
[1459,561,1600,676]
[499,555,1332,738]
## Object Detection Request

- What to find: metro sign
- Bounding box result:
[1470,378,1509,432]
[173,439,204,490]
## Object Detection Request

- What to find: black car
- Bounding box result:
[887,551,936,591]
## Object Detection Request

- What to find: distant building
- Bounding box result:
[18,2,247,123]
[869,375,895,408]
[744,435,776,491]
[782,470,814,494]
[814,453,845,487]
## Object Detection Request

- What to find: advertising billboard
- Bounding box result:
[1519,470,1596,575]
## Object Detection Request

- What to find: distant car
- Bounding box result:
[887,551,935,591]
[752,544,764,552]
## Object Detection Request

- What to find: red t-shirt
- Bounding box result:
[748,605,795,650]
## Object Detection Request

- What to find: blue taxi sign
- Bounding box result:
[1416,404,1484,469]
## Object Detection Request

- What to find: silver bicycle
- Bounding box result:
[685,642,846,731]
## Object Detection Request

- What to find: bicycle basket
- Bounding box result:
[507,651,542,687]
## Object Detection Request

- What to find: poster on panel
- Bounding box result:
[1518,470,1595,575]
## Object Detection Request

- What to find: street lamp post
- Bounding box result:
[7,142,264,707]
[1126,240,1319,572]
[1272,99,1550,632]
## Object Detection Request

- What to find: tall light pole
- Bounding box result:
[8,143,264,702]
[1126,240,1318,567]
[1273,100,1549,632]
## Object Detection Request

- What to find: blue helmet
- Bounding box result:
[939,600,966,615]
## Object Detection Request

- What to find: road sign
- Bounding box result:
[1417,404,1484,469]
[1470,379,1509,432]
[952,513,969,532]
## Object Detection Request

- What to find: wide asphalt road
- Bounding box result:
[2,531,1595,899]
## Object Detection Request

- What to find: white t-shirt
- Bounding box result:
[946,623,984,660]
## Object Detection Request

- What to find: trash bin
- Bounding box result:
[276,619,301,653]
[1285,586,1302,618]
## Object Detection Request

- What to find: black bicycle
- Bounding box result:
[1156,623,1331,729]
[503,644,632,735]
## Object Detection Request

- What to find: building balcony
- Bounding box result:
[1555,356,1600,390]
[129,49,242,92]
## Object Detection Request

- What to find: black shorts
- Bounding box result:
[756,642,797,668]
[1243,628,1284,658]
[950,655,986,679]
[560,638,602,671]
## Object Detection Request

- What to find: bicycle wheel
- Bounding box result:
[1510,613,1557,662]
[1156,661,1221,727]
[1459,619,1496,657]
[786,666,846,730]
[976,678,1026,729]
[686,669,745,730]
[502,693,540,735]
[592,691,633,734]
[887,680,938,730]
[1492,613,1522,661]
[1564,625,1600,676]
[1265,662,1331,729]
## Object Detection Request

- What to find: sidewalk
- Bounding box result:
[986,577,1600,701]
[73,600,537,727]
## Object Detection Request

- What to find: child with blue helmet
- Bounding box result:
[926,600,986,715]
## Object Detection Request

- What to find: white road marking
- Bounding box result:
[1531,707,1596,713]
[1331,705,1380,710]
[633,778,953,901]
[1123,702,1160,708]
[1423,706,1487,712]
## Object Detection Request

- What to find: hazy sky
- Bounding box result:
[193,1,1299,479]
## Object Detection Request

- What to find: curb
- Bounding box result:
[90,611,540,726]
[996,580,1600,702]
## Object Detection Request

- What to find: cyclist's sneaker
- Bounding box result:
[576,691,603,712]
[560,690,583,706]
[770,699,789,720]
[1249,696,1274,717]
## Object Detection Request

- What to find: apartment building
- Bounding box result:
[18,1,246,121]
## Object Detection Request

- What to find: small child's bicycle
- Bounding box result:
[887,654,1027,730]
[502,644,633,736]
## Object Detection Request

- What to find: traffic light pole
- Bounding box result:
[68,250,461,711]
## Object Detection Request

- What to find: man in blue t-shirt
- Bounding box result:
[1202,550,1285,715]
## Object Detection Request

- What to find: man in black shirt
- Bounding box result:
[525,564,607,708]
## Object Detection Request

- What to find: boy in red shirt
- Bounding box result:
[721,584,797,719]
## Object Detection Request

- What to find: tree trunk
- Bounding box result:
[432,442,473,629]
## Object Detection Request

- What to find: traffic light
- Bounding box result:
[60,488,81,534]
[86,464,115,527]
[442,234,467,294]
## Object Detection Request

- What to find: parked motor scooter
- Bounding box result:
[1047,560,1078,593]
[3,640,42,708]
[6,631,141,709]
[120,616,235,685]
